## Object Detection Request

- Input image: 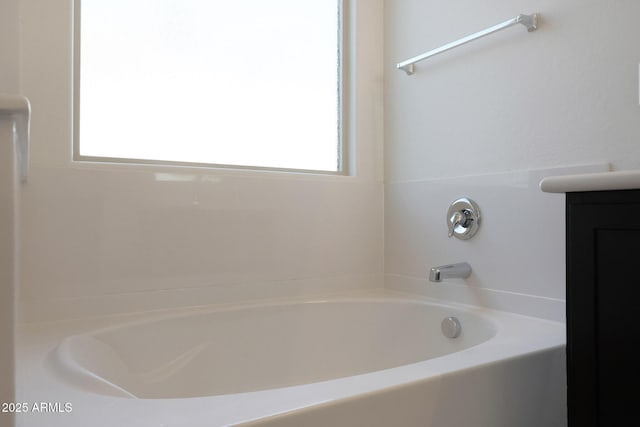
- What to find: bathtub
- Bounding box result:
[16,291,566,427]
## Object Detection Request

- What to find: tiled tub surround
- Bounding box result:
[17,290,565,427]
[385,164,609,321]
[19,166,384,321]
[384,0,640,318]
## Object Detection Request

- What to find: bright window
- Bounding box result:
[76,0,343,173]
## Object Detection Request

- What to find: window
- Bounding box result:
[75,0,343,173]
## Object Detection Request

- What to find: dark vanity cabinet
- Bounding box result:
[566,189,640,426]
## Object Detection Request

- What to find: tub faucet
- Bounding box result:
[429,262,472,283]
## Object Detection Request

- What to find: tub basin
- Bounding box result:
[52,298,495,398]
[24,291,567,427]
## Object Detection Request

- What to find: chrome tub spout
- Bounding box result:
[429,262,472,283]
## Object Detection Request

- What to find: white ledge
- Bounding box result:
[0,93,31,182]
[540,170,640,193]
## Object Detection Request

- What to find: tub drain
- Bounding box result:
[441,316,461,339]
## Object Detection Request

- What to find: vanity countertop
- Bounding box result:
[540,170,640,193]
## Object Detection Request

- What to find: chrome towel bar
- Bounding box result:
[397,13,538,75]
[0,94,31,182]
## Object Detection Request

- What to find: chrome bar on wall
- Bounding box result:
[396,13,538,75]
[0,94,31,181]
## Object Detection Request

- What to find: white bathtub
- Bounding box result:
[17,291,566,427]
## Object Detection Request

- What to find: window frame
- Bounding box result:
[72,0,348,176]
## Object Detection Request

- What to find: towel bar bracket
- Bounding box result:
[517,13,538,32]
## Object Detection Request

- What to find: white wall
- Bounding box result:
[0,0,19,93]
[384,0,640,319]
[17,0,385,321]
[386,0,640,181]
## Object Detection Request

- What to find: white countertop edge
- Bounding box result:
[540,170,640,193]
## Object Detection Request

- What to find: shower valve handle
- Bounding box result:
[446,197,481,240]
[448,211,470,237]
